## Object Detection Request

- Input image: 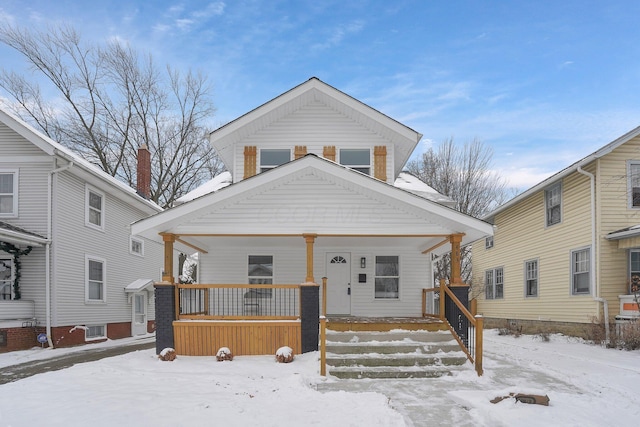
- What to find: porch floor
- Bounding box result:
[326,316,447,332]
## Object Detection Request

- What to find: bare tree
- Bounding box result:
[407,137,509,285]
[0,24,224,208]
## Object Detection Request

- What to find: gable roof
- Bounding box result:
[132,154,492,253]
[0,107,162,215]
[484,125,640,222]
[209,77,423,178]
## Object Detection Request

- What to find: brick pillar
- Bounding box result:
[300,284,319,353]
[154,282,176,354]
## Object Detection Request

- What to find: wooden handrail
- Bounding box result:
[177,283,301,289]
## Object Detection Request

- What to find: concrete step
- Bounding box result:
[325,343,462,354]
[325,330,455,344]
[326,353,467,367]
[327,366,465,379]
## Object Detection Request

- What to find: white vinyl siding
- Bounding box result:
[86,255,106,303]
[85,185,105,231]
[374,255,399,299]
[0,169,18,217]
[525,259,538,297]
[545,182,562,226]
[571,247,590,295]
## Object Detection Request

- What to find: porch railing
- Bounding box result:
[422,282,484,376]
[175,284,301,320]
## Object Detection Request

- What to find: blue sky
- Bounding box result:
[1,1,639,191]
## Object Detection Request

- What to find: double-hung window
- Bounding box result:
[0,169,18,217]
[85,186,105,230]
[260,149,291,172]
[340,149,371,175]
[525,259,538,297]
[130,236,144,257]
[545,182,562,226]
[571,247,590,295]
[86,255,106,302]
[485,267,504,299]
[0,257,14,300]
[630,249,640,293]
[248,255,273,298]
[628,161,640,208]
[375,256,399,299]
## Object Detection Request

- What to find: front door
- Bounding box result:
[132,293,147,336]
[326,253,351,315]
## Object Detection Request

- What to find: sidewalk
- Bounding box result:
[0,335,155,385]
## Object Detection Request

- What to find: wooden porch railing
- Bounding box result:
[422,283,484,376]
[175,283,301,320]
[320,277,327,376]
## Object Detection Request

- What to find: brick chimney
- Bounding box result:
[137,144,151,199]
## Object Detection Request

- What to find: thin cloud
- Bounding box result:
[312,20,365,50]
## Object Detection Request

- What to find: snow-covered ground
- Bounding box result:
[0,329,638,426]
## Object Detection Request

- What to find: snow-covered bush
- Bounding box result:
[275,346,294,363]
[216,347,233,361]
[158,347,177,361]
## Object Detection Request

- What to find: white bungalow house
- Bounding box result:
[131,78,493,366]
[0,107,165,352]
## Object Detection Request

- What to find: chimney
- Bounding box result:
[137,144,151,199]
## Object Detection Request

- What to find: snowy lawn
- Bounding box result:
[0,330,639,426]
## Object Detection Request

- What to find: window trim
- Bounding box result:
[485,236,494,249]
[629,249,640,294]
[85,324,106,341]
[339,148,371,175]
[570,246,591,295]
[0,256,15,300]
[259,149,291,173]
[85,255,107,303]
[248,254,274,298]
[485,267,504,300]
[544,181,562,227]
[85,185,105,231]
[129,236,144,257]
[627,160,640,209]
[374,255,400,299]
[0,169,19,218]
[524,259,538,298]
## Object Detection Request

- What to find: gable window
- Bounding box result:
[485,267,503,299]
[525,259,538,297]
[86,256,106,302]
[571,247,590,295]
[130,236,144,257]
[260,149,291,172]
[485,236,494,249]
[545,182,562,226]
[628,161,640,208]
[0,257,14,300]
[375,256,399,299]
[85,186,105,230]
[85,325,106,340]
[248,255,273,298]
[340,149,371,174]
[0,170,18,217]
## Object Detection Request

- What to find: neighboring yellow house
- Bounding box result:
[472,127,640,338]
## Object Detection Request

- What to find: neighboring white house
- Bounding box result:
[0,107,164,352]
[132,78,493,330]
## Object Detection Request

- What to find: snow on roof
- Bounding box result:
[124,279,155,293]
[393,172,456,207]
[174,171,233,204]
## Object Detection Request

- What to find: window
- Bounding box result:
[375,256,399,299]
[628,161,640,208]
[525,259,538,297]
[0,170,18,217]
[485,267,504,299]
[130,236,144,256]
[545,182,562,226]
[630,250,640,293]
[0,257,14,300]
[85,186,105,230]
[571,248,590,295]
[85,325,106,340]
[260,149,291,172]
[86,256,106,302]
[485,236,494,249]
[248,255,273,298]
[340,149,371,174]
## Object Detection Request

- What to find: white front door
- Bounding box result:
[132,293,147,336]
[326,253,351,315]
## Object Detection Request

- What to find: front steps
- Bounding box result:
[324,329,469,379]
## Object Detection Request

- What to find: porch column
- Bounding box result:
[162,233,176,284]
[303,233,317,283]
[450,233,464,285]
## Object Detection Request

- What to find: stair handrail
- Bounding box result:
[320,277,327,376]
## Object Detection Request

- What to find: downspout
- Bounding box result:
[577,166,609,342]
[47,159,74,349]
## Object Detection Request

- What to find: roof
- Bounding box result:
[175,171,233,204]
[124,278,155,293]
[605,225,640,241]
[484,125,640,221]
[0,221,48,246]
[0,107,162,215]
[208,77,422,179]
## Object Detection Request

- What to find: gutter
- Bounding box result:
[46,159,74,349]
[577,166,609,342]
